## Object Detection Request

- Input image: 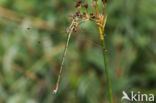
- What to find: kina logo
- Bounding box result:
[121,91,155,102]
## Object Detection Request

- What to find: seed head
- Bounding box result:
[90,13,95,19]
[78,0,82,4]
[75,3,80,8]
[83,3,88,9]
[102,0,108,3]
[75,0,82,8]
[75,11,81,16]
[82,12,86,18]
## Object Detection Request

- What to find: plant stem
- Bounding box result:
[98,27,113,103]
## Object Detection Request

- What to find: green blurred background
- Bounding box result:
[0,0,156,103]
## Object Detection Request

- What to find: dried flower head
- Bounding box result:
[90,13,95,19]
[75,3,80,8]
[102,0,108,3]
[83,3,88,8]
[75,11,81,16]
[75,0,82,8]
[78,0,82,4]
[82,12,86,18]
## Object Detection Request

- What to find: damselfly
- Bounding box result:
[25,19,105,94]
[52,21,105,94]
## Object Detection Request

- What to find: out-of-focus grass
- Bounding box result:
[0,0,156,103]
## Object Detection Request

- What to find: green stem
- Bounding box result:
[98,27,113,103]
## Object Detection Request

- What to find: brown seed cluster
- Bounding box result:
[83,3,88,9]
[102,0,108,3]
[74,0,96,19]
[90,13,95,19]
[75,0,89,9]
[75,0,82,8]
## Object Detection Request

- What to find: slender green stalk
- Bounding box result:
[98,27,113,103]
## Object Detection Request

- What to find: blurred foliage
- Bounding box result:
[0,0,156,103]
